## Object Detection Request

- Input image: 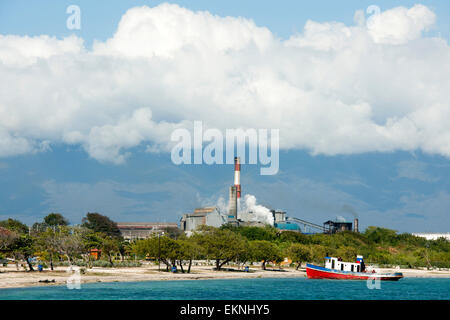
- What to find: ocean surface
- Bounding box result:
[0,277,449,300]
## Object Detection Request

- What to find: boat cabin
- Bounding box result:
[325,255,365,273]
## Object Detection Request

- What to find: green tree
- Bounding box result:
[235,240,252,269]
[44,213,69,227]
[336,246,358,261]
[224,225,278,241]
[177,239,204,273]
[82,213,122,238]
[287,243,311,270]
[279,231,309,244]
[30,213,70,265]
[79,229,104,268]
[10,235,36,271]
[364,226,398,245]
[193,227,247,270]
[415,247,433,269]
[0,227,18,251]
[0,218,29,234]
[99,236,121,267]
[249,240,282,270]
[0,219,35,271]
[132,236,180,271]
[34,227,60,270]
[55,226,85,264]
[309,244,328,264]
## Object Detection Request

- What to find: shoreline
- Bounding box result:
[0,265,307,289]
[1,265,449,290]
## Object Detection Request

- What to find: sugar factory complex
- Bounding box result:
[118,157,359,240]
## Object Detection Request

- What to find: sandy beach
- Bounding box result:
[1,264,449,289]
[0,265,304,289]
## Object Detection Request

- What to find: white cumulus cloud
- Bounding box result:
[366,4,436,44]
[0,3,449,163]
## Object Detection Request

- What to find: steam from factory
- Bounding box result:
[180,156,359,234]
[240,195,274,226]
[225,157,276,227]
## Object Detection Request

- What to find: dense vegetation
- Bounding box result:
[0,213,127,270]
[1,214,449,272]
[222,225,450,268]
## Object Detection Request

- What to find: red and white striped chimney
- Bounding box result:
[234,157,241,198]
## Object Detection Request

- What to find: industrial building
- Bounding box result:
[323,220,352,234]
[179,156,362,235]
[180,207,225,235]
[180,206,291,233]
[323,218,359,234]
[180,158,293,233]
[117,222,178,240]
[272,210,302,231]
[412,233,450,241]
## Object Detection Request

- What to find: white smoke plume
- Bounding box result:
[240,194,274,226]
[215,196,228,215]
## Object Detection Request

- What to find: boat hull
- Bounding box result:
[306,264,403,281]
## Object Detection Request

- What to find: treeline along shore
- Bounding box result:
[0,212,449,288]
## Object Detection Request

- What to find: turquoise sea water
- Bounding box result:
[0,277,449,300]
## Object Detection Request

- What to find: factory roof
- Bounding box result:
[193,207,216,214]
[117,222,178,229]
[275,222,299,230]
[323,220,352,224]
[181,207,219,218]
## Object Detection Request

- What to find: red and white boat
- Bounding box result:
[306,255,403,281]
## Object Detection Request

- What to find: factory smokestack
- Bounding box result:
[353,218,359,233]
[228,186,237,222]
[234,157,241,198]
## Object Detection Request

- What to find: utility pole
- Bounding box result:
[158,231,164,272]
[158,232,161,272]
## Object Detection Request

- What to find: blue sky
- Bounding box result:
[2,0,450,42]
[0,1,449,232]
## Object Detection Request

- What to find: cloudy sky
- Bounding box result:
[0,0,449,232]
